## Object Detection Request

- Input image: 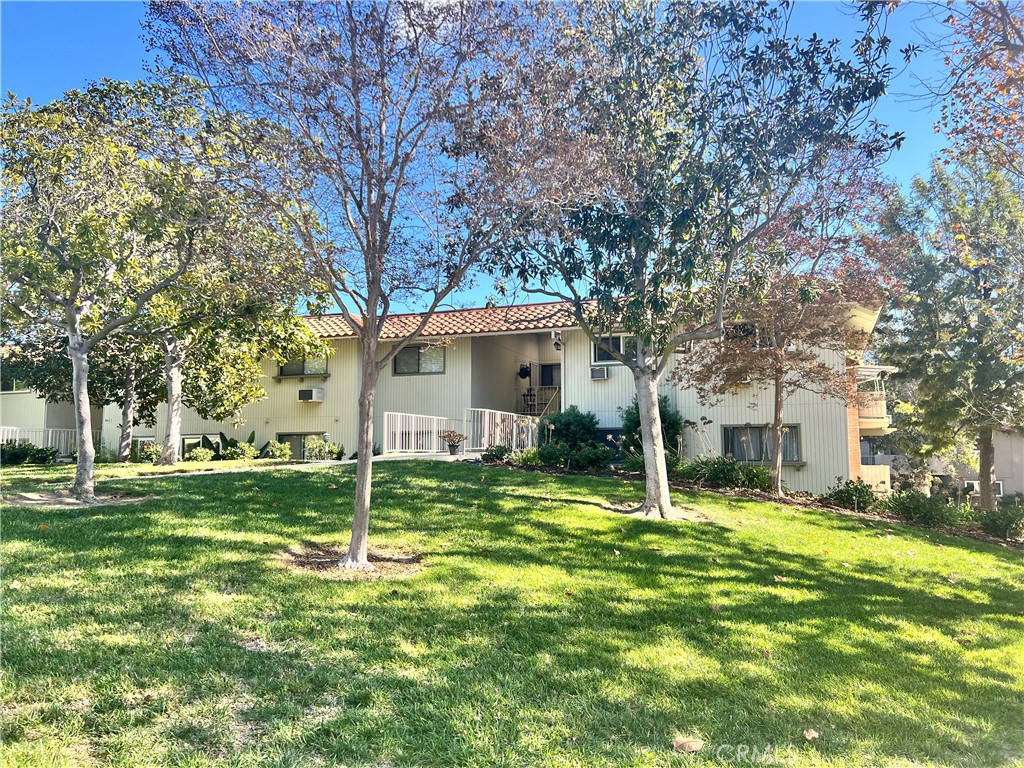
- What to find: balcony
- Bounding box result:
[856,365,896,437]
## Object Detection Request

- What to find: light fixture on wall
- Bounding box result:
[517,364,531,379]
[551,331,562,351]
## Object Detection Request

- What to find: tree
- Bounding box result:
[877,154,1024,511]
[940,1,1024,179]
[1,80,227,499]
[148,1,527,568]
[1,331,164,461]
[495,0,903,516]
[674,151,894,496]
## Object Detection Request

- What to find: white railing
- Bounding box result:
[0,426,100,456]
[465,408,538,452]
[383,412,459,454]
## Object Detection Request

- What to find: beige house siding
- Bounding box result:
[560,329,850,494]
[1,391,48,429]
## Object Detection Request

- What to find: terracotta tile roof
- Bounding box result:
[304,301,577,340]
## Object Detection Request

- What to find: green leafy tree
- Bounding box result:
[1,331,164,461]
[1,80,229,499]
[496,0,903,516]
[878,154,1024,510]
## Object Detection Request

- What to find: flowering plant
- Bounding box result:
[438,429,468,446]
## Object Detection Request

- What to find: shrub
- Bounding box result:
[183,446,215,462]
[619,395,684,457]
[222,442,259,461]
[542,406,600,450]
[264,440,292,461]
[823,477,876,511]
[621,449,646,473]
[347,444,381,460]
[737,462,773,493]
[877,490,970,527]
[481,445,512,464]
[136,442,163,464]
[0,441,58,466]
[304,436,339,461]
[536,441,612,471]
[511,447,542,466]
[979,495,1024,540]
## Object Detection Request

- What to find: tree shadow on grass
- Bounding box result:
[3,463,1023,766]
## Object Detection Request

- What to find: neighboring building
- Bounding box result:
[958,431,1024,498]
[0,365,100,456]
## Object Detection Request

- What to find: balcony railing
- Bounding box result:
[0,426,101,457]
[382,412,460,454]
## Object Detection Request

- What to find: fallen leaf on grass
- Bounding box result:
[954,637,973,646]
[841,562,852,568]
[37,524,49,531]
[773,574,789,583]
[649,546,663,551]
[328,484,337,489]
[762,650,772,659]
[710,604,722,613]
[613,549,621,556]
[803,729,820,742]
[565,590,574,597]
[673,736,705,753]
[8,580,23,590]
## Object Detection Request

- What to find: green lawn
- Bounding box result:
[2,462,1023,767]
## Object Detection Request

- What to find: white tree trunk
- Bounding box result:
[770,369,785,496]
[117,362,136,463]
[68,331,96,501]
[341,340,379,570]
[634,367,673,518]
[158,335,184,466]
[978,426,997,512]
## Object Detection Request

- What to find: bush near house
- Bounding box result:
[183,447,215,463]
[823,477,877,511]
[263,440,292,461]
[980,494,1024,540]
[878,490,973,528]
[136,442,163,464]
[221,443,259,461]
[674,455,773,492]
[0,441,58,466]
[481,445,512,463]
[538,406,613,470]
[618,395,684,458]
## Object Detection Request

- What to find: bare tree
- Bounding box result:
[148,1,526,568]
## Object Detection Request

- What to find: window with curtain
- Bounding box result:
[279,356,328,376]
[722,425,801,463]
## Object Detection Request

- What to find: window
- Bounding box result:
[1,366,27,392]
[593,335,637,364]
[964,480,1003,497]
[278,433,328,460]
[723,425,801,463]
[182,434,221,456]
[393,345,445,375]
[279,356,328,377]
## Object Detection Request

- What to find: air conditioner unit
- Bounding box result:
[590,366,609,381]
[297,387,325,402]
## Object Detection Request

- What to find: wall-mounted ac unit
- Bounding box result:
[590,366,609,381]
[297,388,325,402]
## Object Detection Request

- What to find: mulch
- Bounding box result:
[279,543,427,580]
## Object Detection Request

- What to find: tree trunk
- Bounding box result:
[770,368,785,496]
[68,330,96,502]
[978,426,997,511]
[158,335,184,466]
[341,340,379,570]
[117,362,136,462]
[634,367,673,518]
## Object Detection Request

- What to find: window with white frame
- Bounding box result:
[393,345,446,375]
[723,425,801,463]
[593,335,637,364]
[963,480,1003,497]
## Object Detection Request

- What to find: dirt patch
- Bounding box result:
[2,491,147,509]
[280,543,426,580]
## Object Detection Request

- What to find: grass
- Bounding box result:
[2,461,1023,767]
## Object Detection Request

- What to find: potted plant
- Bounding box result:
[439,429,468,455]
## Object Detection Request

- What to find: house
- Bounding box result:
[72,300,893,495]
[0,364,100,456]
[956,431,1024,499]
